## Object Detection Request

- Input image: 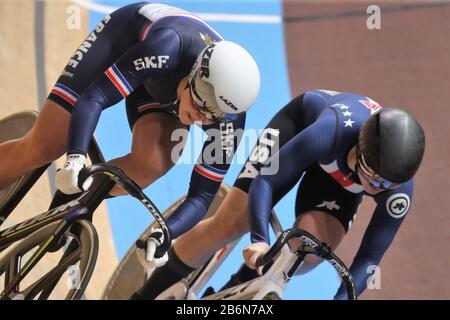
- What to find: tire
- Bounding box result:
[0,219,98,300]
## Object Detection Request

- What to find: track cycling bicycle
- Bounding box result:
[0,111,171,300]
[156,212,357,300]
[104,197,357,300]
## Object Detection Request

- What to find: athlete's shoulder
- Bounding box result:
[309,90,382,131]
[303,89,361,103]
[304,89,381,110]
[303,90,382,159]
[141,3,222,42]
[137,3,192,22]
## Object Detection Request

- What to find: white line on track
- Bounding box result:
[71,0,281,24]
[71,0,116,14]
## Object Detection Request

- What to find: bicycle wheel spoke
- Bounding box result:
[21,245,82,299]
[0,233,82,300]
[5,254,21,295]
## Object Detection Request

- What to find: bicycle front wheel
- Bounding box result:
[0,219,98,300]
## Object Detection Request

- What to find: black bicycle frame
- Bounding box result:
[0,164,50,223]
[0,174,115,298]
[0,137,105,224]
[0,135,171,299]
[0,162,171,299]
[0,192,87,251]
[0,175,113,252]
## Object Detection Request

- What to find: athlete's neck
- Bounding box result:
[177,76,189,98]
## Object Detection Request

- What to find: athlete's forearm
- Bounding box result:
[248,175,273,244]
[67,99,103,156]
[166,191,214,239]
[335,257,375,299]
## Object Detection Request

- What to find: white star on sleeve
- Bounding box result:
[342,111,353,117]
[344,119,355,127]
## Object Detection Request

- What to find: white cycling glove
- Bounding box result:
[55,154,93,195]
[137,227,169,271]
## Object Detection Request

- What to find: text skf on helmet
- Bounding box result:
[188,40,260,122]
[356,108,425,189]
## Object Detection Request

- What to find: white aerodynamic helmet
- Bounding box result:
[188,40,260,122]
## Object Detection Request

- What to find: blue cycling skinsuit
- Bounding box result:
[48,2,245,239]
[238,89,413,298]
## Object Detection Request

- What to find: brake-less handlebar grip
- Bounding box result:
[135,239,147,249]
[78,167,90,189]
[255,256,265,268]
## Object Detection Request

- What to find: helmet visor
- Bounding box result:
[356,153,401,191]
[188,69,238,122]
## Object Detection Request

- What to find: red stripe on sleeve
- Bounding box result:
[51,88,76,106]
[194,165,223,182]
[105,69,127,97]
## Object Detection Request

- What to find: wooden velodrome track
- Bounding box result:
[283,1,450,299]
[0,0,449,299]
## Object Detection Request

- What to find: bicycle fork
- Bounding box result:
[251,246,305,300]
[0,206,89,299]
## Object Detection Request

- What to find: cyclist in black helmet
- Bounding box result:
[356,108,424,187]
[137,89,425,300]
[243,92,425,299]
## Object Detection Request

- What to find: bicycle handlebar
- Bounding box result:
[79,163,171,253]
[255,228,357,300]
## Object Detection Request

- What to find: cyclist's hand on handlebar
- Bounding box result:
[137,228,169,270]
[55,154,93,194]
[243,242,270,276]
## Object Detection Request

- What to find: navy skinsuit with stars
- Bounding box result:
[240,90,413,298]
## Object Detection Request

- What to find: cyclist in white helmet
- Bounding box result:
[0,3,260,268]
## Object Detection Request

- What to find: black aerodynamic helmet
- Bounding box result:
[357,108,425,183]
